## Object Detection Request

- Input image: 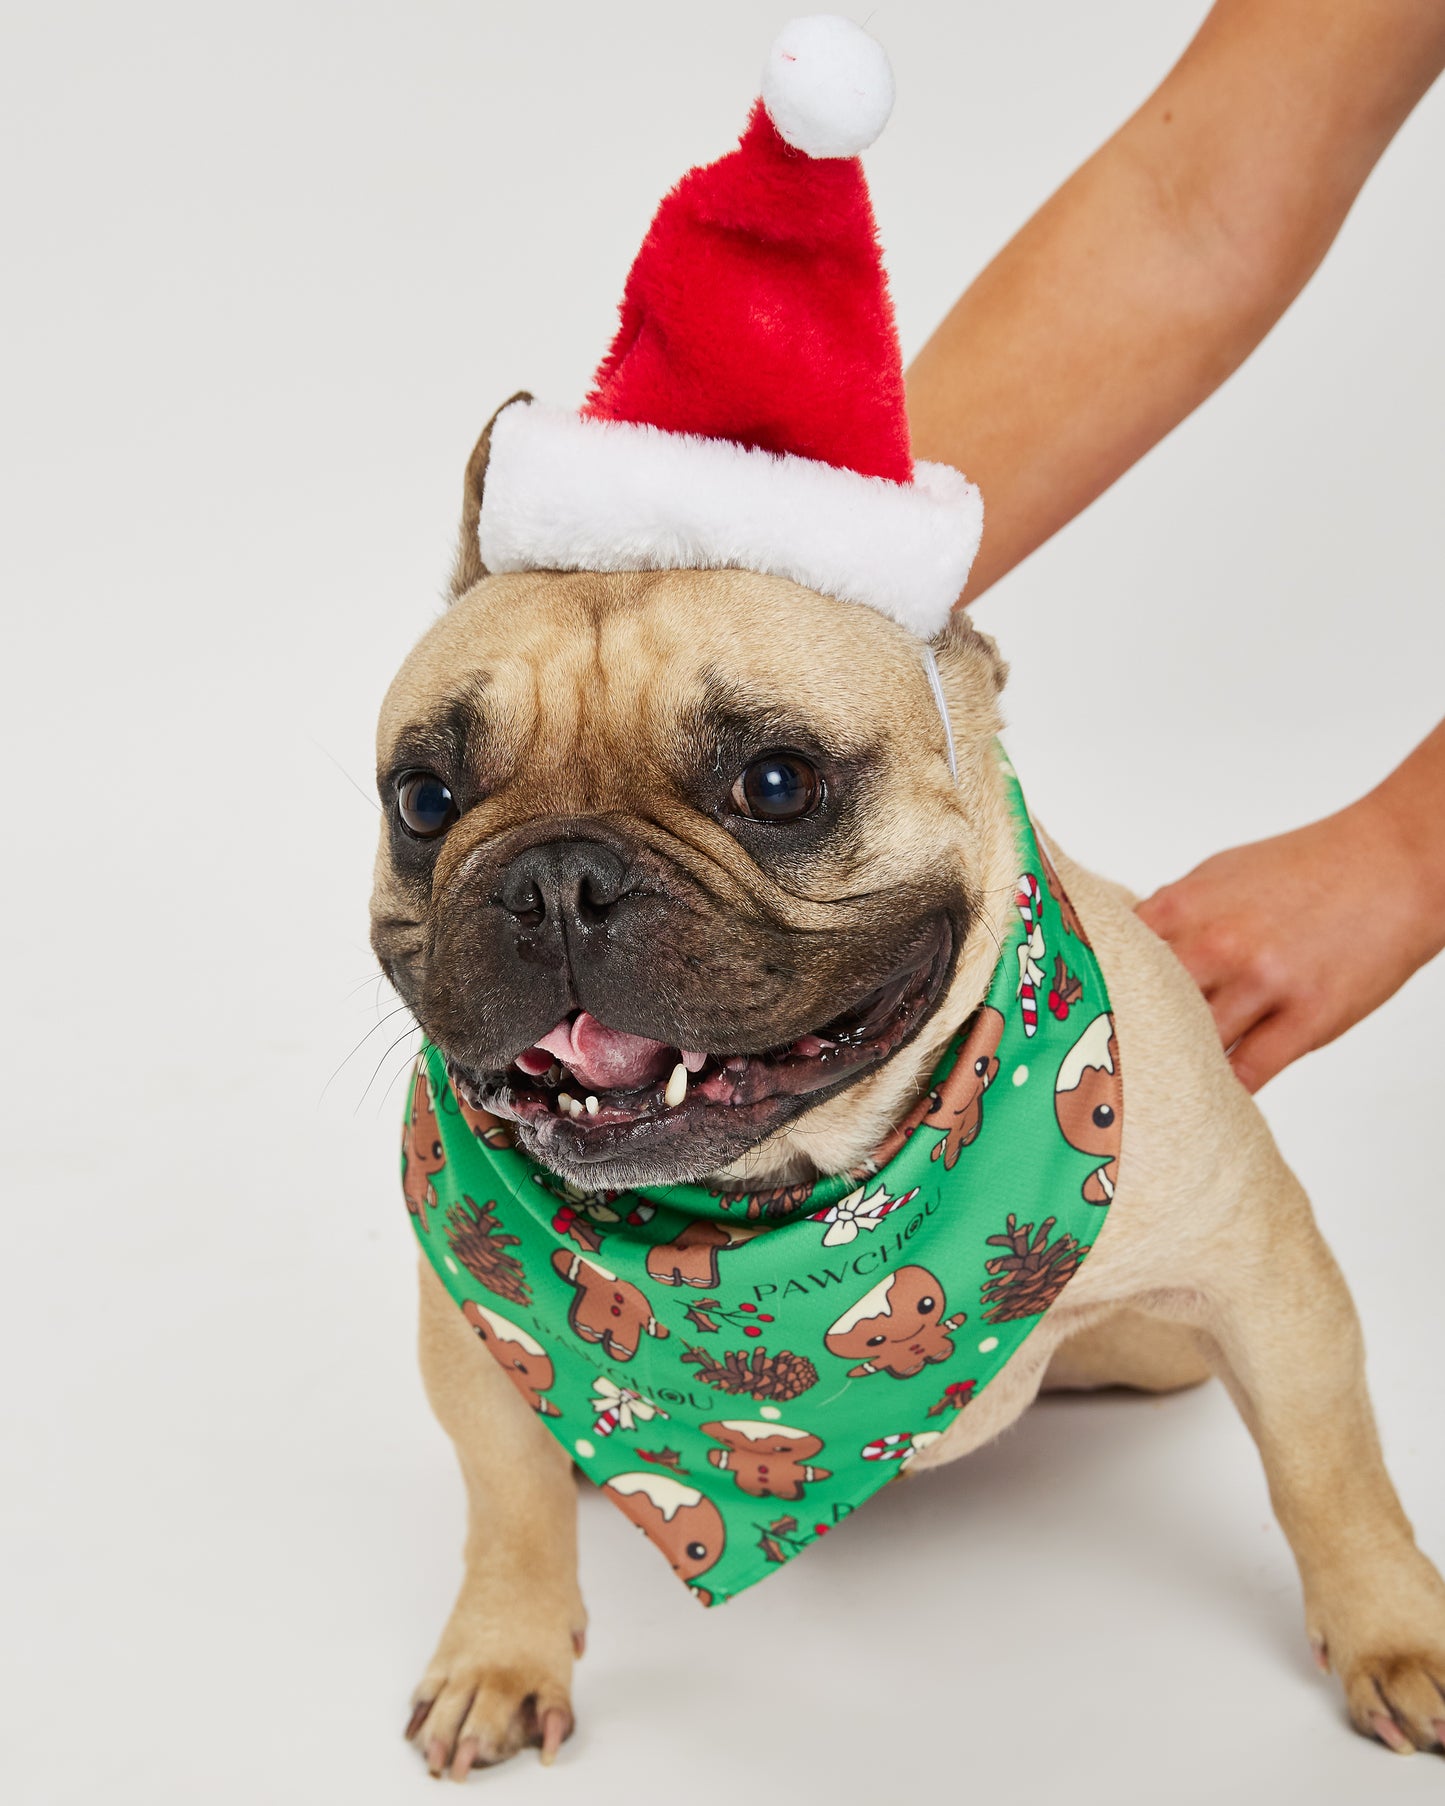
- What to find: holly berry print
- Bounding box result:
[681,1297,776,1336]
[400,747,1120,1606]
[1047,953,1082,1022]
[756,1513,814,1566]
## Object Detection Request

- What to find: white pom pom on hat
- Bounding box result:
[761,15,895,159]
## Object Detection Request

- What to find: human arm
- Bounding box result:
[905,0,1445,602]
[1135,720,1445,1091]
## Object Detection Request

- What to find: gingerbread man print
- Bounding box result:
[455,1088,514,1150]
[461,1299,561,1416]
[550,1250,669,1362]
[402,1067,446,1233]
[603,1472,726,1584]
[1054,1012,1123,1202]
[824,1266,968,1379]
[646,1220,757,1288]
[702,1420,832,1500]
[865,1005,1005,1171]
[927,1005,1005,1167]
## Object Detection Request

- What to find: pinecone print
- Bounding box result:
[980,1213,1088,1323]
[680,1343,818,1402]
[444,1195,532,1307]
[710,1182,815,1221]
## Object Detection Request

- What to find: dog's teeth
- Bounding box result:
[557,1091,575,1110]
[664,1061,688,1108]
[567,1099,584,1120]
[585,1095,599,1116]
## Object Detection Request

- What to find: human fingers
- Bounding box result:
[1138,895,1241,998]
[1205,975,1276,1053]
[1227,1010,1308,1094]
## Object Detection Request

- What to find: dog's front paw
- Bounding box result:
[1329,1645,1445,1755]
[1309,1560,1445,1755]
[405,1615,582,1779]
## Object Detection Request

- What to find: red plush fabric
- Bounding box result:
[583,104,912,484]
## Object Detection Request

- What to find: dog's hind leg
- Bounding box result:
[406,1259,585,1779]
[1041,1308,1213,1394]
[1168,1160,1445,1754]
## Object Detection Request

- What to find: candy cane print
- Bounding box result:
[1015,873,1045,1037]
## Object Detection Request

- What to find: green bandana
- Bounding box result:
[401,756,1121,1605]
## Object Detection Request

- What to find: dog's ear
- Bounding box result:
[932,607,1008,695]
[929,607,1008,742]
[449,390,532,602]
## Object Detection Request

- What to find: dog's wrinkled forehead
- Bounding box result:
[377,566,955,807]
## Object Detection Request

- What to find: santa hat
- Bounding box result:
[477,15,983,639]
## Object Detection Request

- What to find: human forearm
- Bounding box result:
[1358,717,1445,960]
[907,0,1445,602]
[1138,717,1445,1090]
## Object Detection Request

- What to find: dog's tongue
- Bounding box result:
[527,1012,675,1092]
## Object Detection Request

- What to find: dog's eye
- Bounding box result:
[1092,1103,1115,1129]
[685,1541,709,1561]
[866,1333,887,1347]
[917,1296,937,1314]
[730,752,822,822]
[396,771,457,839]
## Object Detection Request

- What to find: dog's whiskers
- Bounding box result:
[355,1023,424,1116]
[323,1004,418,1105]
[311,734,381,813]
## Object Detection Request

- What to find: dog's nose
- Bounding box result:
[498,840,634,929]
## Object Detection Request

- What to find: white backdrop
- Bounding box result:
[3,3,1442,1802]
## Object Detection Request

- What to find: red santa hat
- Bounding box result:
[477,15,983,638]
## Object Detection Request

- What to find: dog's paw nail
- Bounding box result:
[572,1627,587,1658]
[406,1699,434,1740]
[1372,1712,1414,1754]
[1309,1635,1329,1674]
[425,1736,449,1776]
[1433,1719,1445,1749]
[450,1735,480,1780]
[539,1707,570,1766]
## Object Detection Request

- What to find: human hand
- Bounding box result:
[1136,795,1445,1092]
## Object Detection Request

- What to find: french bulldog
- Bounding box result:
[368,412,1445,1776]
